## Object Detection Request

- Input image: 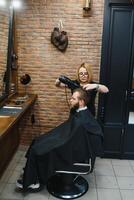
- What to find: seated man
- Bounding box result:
[16,88,103,192]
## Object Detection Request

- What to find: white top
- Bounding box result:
[76,106,87,112]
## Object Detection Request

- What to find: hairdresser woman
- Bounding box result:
[55,63,109,116]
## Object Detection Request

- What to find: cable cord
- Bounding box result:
[64,86,71,110]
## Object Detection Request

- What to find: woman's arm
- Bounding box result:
[98,84,109,93]
[97,84,109,93]
[82,83,109,93]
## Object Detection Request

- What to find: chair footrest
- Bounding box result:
[56,165,90,175]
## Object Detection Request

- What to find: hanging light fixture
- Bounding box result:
[12,0,22,9]
[0,0,6,7]
[83,0,91,11]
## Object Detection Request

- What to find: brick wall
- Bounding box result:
[16,0,104,145]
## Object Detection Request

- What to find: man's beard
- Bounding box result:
[70,102,79,114]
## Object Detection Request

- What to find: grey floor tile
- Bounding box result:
[77,188,97,200]
[0,183,24,200]
[117,177,134,189]
[1,145,134,200]
[19,157,27,164]
[130,165,134,173]
[94,163,115,176]
[96,175,119,189]
[95,158,112,166]
[0,182,6,194]
[18,145,28,152]
[6,158,18,171]
[120,189,134,200]
[12,151,24,162]
[14,161,25,172]
[0,169,13,183]
[97,188,122,200]
[111,159,130,166]
[49,194,59,200]
[113,165,134,177]
[8,170,21,184]
[129,160,134,166]
[24,187,49,200]
[83,173,96,188]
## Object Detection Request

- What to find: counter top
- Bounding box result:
[0,93,37,138]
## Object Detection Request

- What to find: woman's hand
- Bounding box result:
[55,78,66,88]
[55,78,61,87]
[82,83,109,93]
[82,83,98,90]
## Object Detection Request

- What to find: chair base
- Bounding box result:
[47,174,89,199]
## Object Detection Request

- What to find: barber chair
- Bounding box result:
[47,159,91,199]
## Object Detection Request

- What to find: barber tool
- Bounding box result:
[59,75,79,90]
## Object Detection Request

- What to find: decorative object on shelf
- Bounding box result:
[83,0,91,11]
[51,20,68,52]
[83,0,92,17]
[20,74,31,99]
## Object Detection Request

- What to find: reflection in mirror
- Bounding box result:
[128,112,134,124]
[128,68,134,124]
[0,1,10,98]
[132,69,134,90]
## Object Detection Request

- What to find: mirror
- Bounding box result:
[0,0,12,101]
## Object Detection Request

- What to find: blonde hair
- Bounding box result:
[76,63,93,83]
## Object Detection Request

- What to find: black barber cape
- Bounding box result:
[23,109,103,189]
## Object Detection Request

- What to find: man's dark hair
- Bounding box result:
[73,88,89,105]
